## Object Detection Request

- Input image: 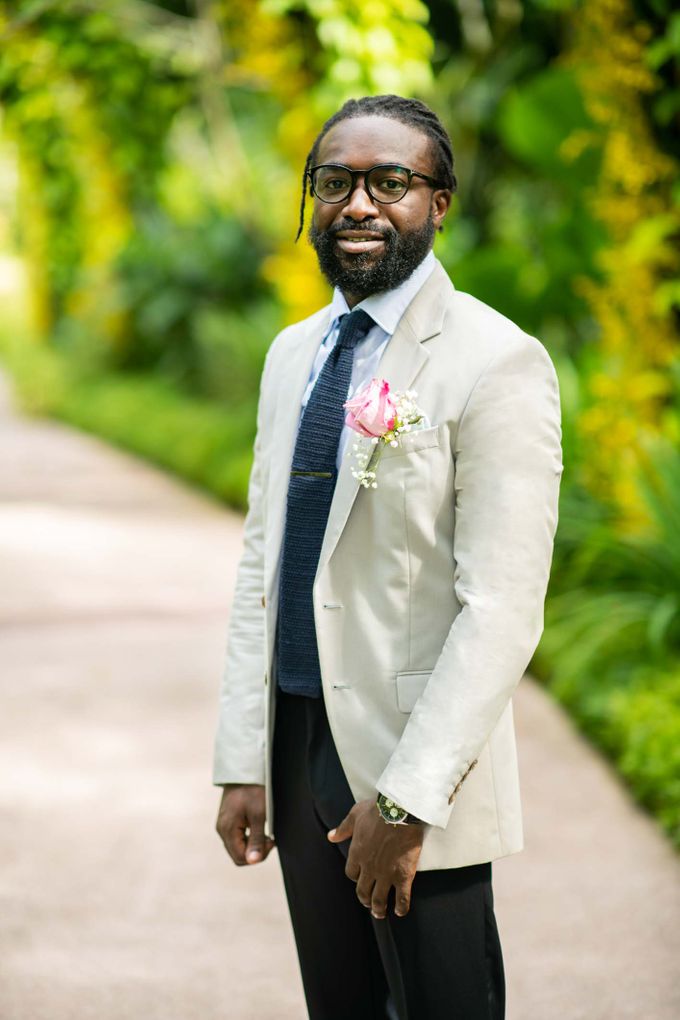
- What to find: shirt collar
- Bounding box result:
[327,249,436,338]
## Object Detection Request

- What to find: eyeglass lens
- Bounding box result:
[312,165,411,204]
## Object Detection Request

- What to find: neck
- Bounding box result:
[342,289,363,309]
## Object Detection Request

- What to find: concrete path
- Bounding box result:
[0,372,678,1020]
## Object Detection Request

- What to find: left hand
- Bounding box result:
[328,798,425,919]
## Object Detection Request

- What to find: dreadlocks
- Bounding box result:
[295,95,458,242]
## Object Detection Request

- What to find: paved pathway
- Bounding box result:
[0,372,678,1020]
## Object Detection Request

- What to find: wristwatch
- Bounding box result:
[376,792,423,826]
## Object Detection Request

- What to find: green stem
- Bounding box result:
[366,442,384,476]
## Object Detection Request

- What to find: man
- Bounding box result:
[214,94,563,1019]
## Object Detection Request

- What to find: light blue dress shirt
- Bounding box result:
[300,250,436,470]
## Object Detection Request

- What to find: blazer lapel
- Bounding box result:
[315,261,452,578]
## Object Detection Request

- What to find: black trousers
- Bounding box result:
[272,687,506,1020]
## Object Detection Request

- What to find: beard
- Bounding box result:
[308,212,435,299]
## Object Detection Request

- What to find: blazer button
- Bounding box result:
[448,759,479,804]
[261,595,266,608]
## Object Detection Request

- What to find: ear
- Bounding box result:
[431,189,452,231]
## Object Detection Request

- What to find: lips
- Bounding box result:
[334,231,385,255]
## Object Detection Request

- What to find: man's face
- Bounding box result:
[308,115,451,304]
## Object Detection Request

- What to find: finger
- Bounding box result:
[328,809,354,843]
[394,878,414,917]
[345,853,361,883]
[221,819,248,867]
[370,880,391,920]
[216,795,245,864]
[260,836,276,861]
[356,874,375,910]
[245,810,267,864]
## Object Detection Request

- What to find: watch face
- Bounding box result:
[378,795,407,823]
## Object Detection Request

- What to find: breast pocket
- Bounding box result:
[379,424,442,460]
[395,669,433,712]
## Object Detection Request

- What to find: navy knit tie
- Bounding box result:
[276,309,375,698]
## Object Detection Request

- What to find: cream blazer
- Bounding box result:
[213,259,564,870]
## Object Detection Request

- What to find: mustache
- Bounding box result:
[325,220,396,240]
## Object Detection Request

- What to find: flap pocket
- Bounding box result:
[396,670,432,713]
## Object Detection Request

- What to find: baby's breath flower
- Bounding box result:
[346,381,427,490]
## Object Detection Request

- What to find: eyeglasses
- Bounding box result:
[308,163,446,205]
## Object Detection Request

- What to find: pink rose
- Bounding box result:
[344,377,397,438]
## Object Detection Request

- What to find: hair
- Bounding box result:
[295,94,458,242]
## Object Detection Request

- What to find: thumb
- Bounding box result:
[328,810,354,843]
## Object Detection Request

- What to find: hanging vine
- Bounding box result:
[0,3,190,343]
[560,0,680,529]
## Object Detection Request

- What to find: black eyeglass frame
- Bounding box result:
[307,163,447,205]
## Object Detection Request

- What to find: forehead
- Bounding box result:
[316,115,433,170]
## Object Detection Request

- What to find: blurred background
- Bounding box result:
[0,1,679,1017]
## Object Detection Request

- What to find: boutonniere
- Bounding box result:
[343,377,429,489]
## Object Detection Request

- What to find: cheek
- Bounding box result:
[313,201,334,228]
[386,197,428,232]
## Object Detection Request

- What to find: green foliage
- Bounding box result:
[113,212,280,398]
[499,68,600,182]
[533,439,680,846]
[263,0,434,100]
[0,333,256,511]
[59,373,256,510]
[431,18,606,352]
[607,668,680,845]
[642,3,680,142]
[0,3,191,325]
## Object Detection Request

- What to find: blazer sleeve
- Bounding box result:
[376,333,564,827]
[212,340,277,786]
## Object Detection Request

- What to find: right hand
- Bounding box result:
[216,783,275,866]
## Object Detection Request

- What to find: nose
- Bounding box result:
[341,175,379,221]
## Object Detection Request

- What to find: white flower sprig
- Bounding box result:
[343,379,428,489]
